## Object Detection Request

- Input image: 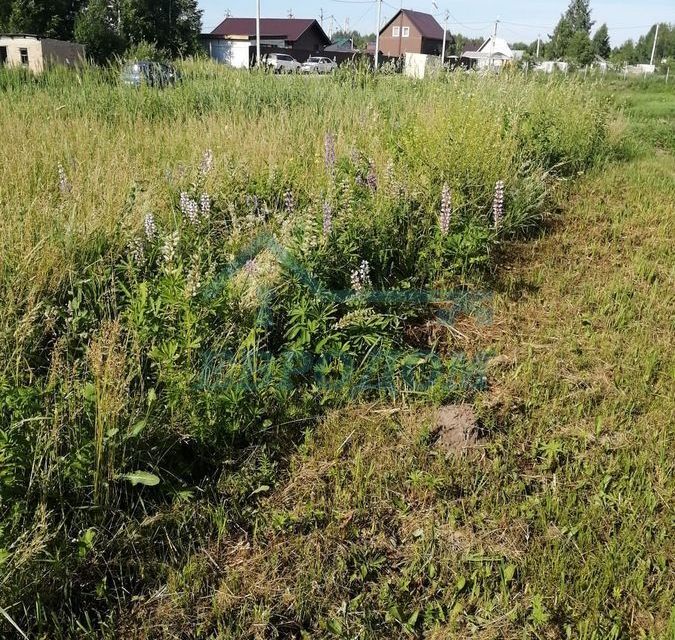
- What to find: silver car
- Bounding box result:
[301,56,338,74]
[264,53,301,73]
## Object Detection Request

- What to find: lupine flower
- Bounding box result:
[284,190,295,215]
[243,258,258,275]
[199,193,211,218]
[324,132,336,174]
[439,184,452,235]
[161,231,180,265]
[366,160,377,192]
[492,180,505,229]
[199,149,214,176]
[144,213,156,241]
[128,237,145,265]
[180,192,199,225]
[322,201,333,236]
[185,263,201,297]
[350,259,371,292]
[58,164,71,194]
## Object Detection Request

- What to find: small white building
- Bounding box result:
[462,36,520,70]
[0,34,85,73]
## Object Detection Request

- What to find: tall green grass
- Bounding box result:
[0,60,611,636]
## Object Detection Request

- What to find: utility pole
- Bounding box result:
[536,34,540,59]
[441,10,449,62]
[288,9,294,19]
[320,8,324,28]
[649,23,660,66]
[488,19,499,70]
[329,15,334,40]
[374,0,382,70]
[256,0,261,68]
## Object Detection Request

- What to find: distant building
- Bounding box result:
[377,9,447,58]
[201,17,330,68]
[461,36,522,69]
[0,34,85,73]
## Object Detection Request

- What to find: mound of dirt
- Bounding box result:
[433,404,478,454]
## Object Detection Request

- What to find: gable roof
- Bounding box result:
[477,36,513,57]
[210,18,330,46]
[380,9,444,40]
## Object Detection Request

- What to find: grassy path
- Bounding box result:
[129,103,674,638]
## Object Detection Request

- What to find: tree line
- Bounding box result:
[0,0,203,62]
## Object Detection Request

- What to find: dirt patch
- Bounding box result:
[432,404,479,454]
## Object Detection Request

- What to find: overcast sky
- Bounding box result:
[198,1,673,46]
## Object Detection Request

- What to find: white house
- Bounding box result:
[461,36,522,70]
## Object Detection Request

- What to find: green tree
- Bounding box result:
[74,0,126,63]
[549,17,574,59]
[611,39,637,64]
[6,0,85,40]
[592,23,610,59]
[564,0,594,34]
[568,30,595,66]
[120,0,202,57]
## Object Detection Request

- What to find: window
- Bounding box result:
[0,47,7,66]
[19,48,29,65]
[402,26,410,38]
[392,26,400,37]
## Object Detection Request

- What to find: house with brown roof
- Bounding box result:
[201,17,330,67]
[377,9,447,58]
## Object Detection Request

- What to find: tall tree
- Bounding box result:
[592,23,610,59]
[564,0,594,34]
[549,17,574,59]
[7,0,85,40]
[567,30,594,65]
[74,0,126,63]
[121,0,202,57]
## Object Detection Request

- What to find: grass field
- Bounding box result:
[0,64,672,638]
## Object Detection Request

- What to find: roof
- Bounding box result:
[380,9,445,40]
[210,18,330,46]
[0,33,41,39]
[477,36,513,57]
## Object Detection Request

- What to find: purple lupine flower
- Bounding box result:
[144,213,156,241]
[180,192,199,225]
[324,132,336,175]
[350,259,371,292]
[322,201,333,236]
[199,193,211,218]
[58,164,71,194]
[366,160,377,192]
[439,184,452,235]
[199,149,214,176]
[492,180,505,229]
[243,258,258,275]
[284,189,295,215]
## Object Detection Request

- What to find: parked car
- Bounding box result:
[121,60,180,88]
[264,53,301,74]
[300,56,338,74]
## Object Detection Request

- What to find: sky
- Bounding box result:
[198,1,674,46]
